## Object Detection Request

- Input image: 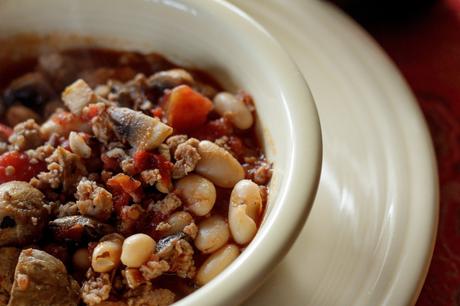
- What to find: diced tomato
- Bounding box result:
[112,190,132,214]
[207,118,234,138]
[81,104,102,121]
[101,155,119,171]
[155,154,173,187]
[133,150,155,172]
[133,150,173,186]
[151,107,164,119]
[192,117,234,141]
[107,173,141,193]
[163,85,213,132]
[0,151,46,183]
[0,124,13,140]
[107,174,142,213]
[52,111,77,125]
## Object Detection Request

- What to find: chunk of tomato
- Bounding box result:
[133,150,173,186]
[107,174,142,213]
[0,124,13,141]
[0,151,46,183]
[163,85,213,132]
[107,173,141,194]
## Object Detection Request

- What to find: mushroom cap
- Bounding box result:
[0,181,48,246]
[8,248,80,306]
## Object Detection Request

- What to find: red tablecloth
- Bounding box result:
[365,1,460,305]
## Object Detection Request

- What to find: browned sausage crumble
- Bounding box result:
[0,48,272,306]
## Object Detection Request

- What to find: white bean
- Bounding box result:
[156,179,172,194]
[40,110,91,138]
[164,211,194,235]
[213,92,253,129]
[195,244,239,286]
[91,240,122,273]
[195,215,230,254]
[121,233,156,268]
[175,174,216,216]
[72,248,90,270]
[195,140,244,188]
[69,132,92,158]
[62,79,96,115]
[40,118,62,137]
[228,180,262,245]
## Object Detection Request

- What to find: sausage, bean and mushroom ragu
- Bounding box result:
[0,48,271,306]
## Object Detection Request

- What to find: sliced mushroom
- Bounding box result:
[2,72,53,111]
[108,107,172,150]
[0,182,48,247]
[8,248,80,306]
[147,69,194,91]
[48,216,114,243]
[155,232,187,257]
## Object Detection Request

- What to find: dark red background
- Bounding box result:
[338,0,460,305]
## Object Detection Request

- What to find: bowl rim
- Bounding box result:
[173,0,323,305]
[0,0,322,304]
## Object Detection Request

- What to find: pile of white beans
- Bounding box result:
[81,179,262,285]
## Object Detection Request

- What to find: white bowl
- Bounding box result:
[0,0,322,305]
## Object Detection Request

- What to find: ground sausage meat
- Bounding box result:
[75,178,113,221]
[124,284,175,306]
[81,270,112,306]
[0,47,272,305]
[171,138,200,179]
[8,119,43,151]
